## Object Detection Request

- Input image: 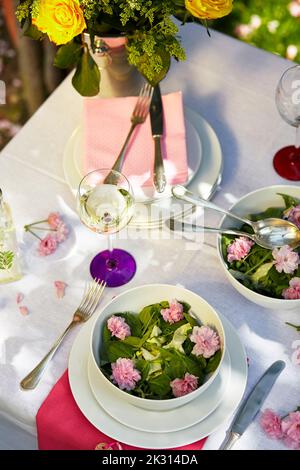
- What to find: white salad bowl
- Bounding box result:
[90,284,225,411]
[217,185,300,310]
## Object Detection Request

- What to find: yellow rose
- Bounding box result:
[32,0,86,45]
[185,0,233,20]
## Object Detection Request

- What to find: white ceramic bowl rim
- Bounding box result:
[217,184,300,305]
[90,283,225,404]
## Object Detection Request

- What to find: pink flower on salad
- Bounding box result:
[281,411,300,449]
[54,280,67,299]
[286,205,300,229]
[272,245,299,274]
[282,277,300,300]
[107,315,131,340]
[190,325,220,358]
[47,212,62,229]
[111,358,141,391]
[170,373,198,398]
[161,299,184,324]
[260,409,283,439]
[38,234,57,256]
[227,236,254,263]
[55,222,69,243]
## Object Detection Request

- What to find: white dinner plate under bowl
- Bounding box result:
[68,314,247,449]
[87,349,231,434]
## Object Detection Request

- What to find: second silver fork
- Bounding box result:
[104,83,153,184]
[20,279,106,390]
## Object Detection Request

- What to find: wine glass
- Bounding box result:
[77,169,136,287]
[274,65,300,180]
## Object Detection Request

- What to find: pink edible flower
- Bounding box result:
[272,245,299,274]
[190,325,220,359]
[38,234,58,256]
[107,315,131,340]
[54,281,67,299]
[260,409,283,439]
[227,237,254,263]
[286,205,300,230]
[161,299,184,324]
[111,358,141,391]
[55,222,69,243]
[19,306,29,316]
[16,293,24,304]
[281,411,300,450]
[47,212,62,229]
[282,277,300,300]
[170,373,198,398]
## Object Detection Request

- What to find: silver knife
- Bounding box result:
[219,360,286,450]
[150,85,166,193]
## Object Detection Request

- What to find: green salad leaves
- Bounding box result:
[100,301,222,400]
[222,193,300,299]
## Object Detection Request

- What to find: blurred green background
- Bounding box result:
[0,0,299,149]
[215,0,300,62]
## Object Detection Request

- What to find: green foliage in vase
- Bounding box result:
[15,0,233,96]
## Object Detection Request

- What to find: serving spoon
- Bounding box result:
[170,185,300,250]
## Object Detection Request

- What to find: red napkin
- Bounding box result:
[36,371,207,450]
[83,92,188,188]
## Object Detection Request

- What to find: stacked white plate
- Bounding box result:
[63,108,223,228]
[68,313,248,449]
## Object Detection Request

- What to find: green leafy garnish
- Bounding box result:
[205,350,222,374]
[100,300,222,399]
[222,193,300,299]
[148,373,171,397]
[106,341,136,363]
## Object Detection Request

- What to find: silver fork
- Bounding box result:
[104,83,154,184]
[20,279,106,390]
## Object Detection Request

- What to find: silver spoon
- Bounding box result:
[171,185,300,250]
[167,219,297,250]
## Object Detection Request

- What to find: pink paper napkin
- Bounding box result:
[36,371,207,450]
[83,92,188,188]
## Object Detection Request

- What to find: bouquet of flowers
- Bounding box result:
[16,0,233,96]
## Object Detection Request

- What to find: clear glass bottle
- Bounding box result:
[0,189,22,283]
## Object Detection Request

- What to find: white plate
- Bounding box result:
[88,349,231,434]
[68,313,247,449]
[63,111,202,202]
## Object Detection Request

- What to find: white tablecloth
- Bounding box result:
[0,25,299,450]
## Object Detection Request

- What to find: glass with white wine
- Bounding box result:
[78,169,136,287]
